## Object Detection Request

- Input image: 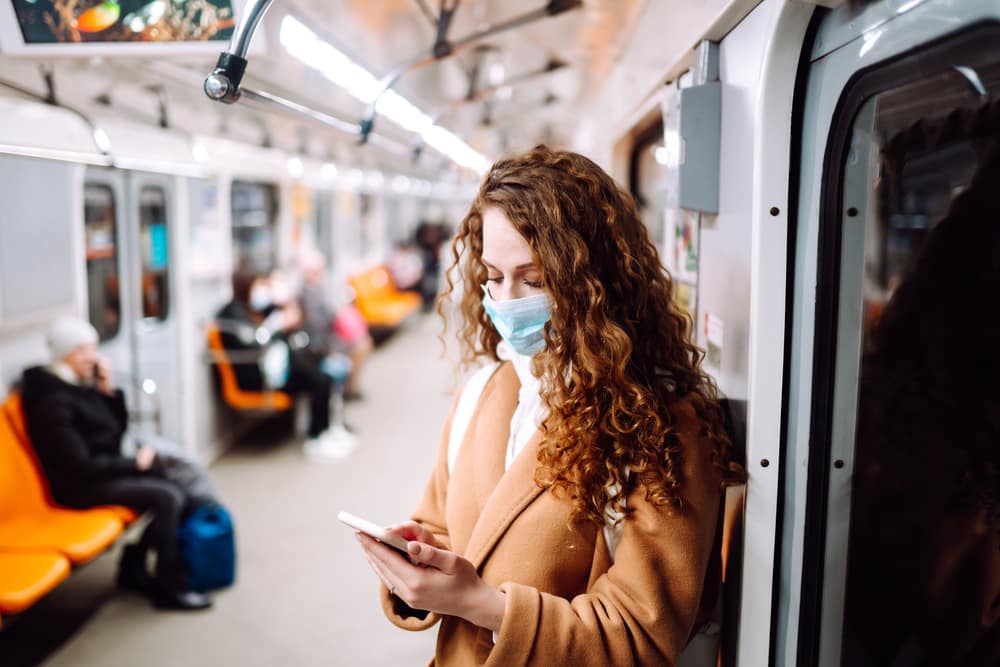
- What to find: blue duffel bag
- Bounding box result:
[178,503,236,591]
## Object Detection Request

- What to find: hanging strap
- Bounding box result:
[447,361,501,474]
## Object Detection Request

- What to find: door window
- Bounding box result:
[231,180,279,273]
[138,186,170,321]
[828,44,1000,667]
[84,184,120,341]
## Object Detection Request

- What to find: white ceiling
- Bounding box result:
[244,0,645,162]
[0,0,647,177]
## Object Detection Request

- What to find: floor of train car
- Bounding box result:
[1,314,453,667]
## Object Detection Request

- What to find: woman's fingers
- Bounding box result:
[386,520,435,544]
[359,535,407,597]
[406,541,458,574]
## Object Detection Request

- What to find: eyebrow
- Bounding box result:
[481,259,538,271]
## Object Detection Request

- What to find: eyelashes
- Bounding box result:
[485,276,543,289]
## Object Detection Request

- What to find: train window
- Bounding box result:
[818,35,1000,667]
[359,193,375,258]
[83,184,121,341]
[314,190,334,267]
[231,180,279,273]
[630,119,698,320]
[138,186,170,321]
[630,121,669,247]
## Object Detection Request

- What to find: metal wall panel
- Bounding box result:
[0,156,78,322]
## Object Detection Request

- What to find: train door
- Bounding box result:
[83,168,183,444]
[785,3,999,666]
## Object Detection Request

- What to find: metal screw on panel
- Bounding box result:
[769,207,780,217]
[833,459,845,469]
[760,458,770,468]
[846,207,859,218]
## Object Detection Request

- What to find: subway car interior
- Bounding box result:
[0,0,997,665]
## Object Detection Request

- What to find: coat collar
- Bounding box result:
[462,362,546,570]
[47,362,81,386]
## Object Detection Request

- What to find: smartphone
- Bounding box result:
[338,511,410,554]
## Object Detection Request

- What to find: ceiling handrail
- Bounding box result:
[203,0,411,156]
[357,0,582,143]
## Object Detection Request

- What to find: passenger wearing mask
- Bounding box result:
[20,317,212,611]
[354,146,745,665]
[299,252,373,401]
[216,271,337,453]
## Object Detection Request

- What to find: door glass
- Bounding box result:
[138,186,170,321]
[840,61,1000,665]
[231,180,278,273]
[84,184,120,341]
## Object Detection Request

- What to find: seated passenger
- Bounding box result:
[215,271,337,450]
[20,317,212,611]
[300,252,373,401]
[387,240,424,293]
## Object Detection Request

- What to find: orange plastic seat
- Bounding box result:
[0,402,123,564]
[206,326,293,411]
[1,393,137,526]
[349,265,422,328]
[0,551,70,615]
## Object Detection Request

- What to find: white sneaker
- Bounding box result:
[303,426,358,462]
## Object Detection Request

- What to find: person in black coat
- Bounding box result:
[20,317,211,611]
[216,270,338,449]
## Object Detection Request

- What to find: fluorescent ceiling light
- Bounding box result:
[280,16,490,174]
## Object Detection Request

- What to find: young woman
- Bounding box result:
[356,145,745,665]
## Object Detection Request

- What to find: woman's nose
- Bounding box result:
[490,281,515,302]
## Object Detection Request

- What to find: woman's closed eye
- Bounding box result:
[485,275,543,289]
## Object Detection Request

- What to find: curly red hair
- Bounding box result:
[440,145,745,525]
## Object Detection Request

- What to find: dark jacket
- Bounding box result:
[216,300,267,391]
[20,365,140,504]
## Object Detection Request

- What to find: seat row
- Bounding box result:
[0,393,137,627]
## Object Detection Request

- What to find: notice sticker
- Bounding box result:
[704,312,724,370]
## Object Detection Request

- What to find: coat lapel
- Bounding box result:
[465,428,545,570]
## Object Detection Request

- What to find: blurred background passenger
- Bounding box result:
[387,240,424,294]
[300,252,374,402]
[20,317,212,611]
[216,271,335,451]
[414,220,447,310]
[843,145,1000,666]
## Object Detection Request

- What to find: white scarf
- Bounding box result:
[496,340,547,471]
[47,361,81,386]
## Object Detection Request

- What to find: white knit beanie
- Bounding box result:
[46,317,99,360]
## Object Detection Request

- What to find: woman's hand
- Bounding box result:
[384,520,441,547]
[357,533,506,633]
[94,357,114,395]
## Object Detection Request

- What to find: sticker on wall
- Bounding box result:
[704,312,724,372]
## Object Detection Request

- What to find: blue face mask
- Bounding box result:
[481,284,553,356]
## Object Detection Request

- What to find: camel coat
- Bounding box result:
[380,362,723,666]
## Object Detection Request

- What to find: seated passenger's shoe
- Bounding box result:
[303,426,358,462]
[150,559,213,611]
[151,588,213,611]
[116,544,151,594]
